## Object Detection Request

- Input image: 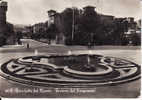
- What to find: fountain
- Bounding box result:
[83,50,96,72]
[87,50,93,65]
[67,50,72,55]
[87,50,92,65]
[32,49,41,62]
[0,50,140,87]
[25,49,40,72]
[34,49,38,56]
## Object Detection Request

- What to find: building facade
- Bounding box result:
[33,22,48,34]
[47,10,65,44]
[0,0,7,34]
[0,0,15,46]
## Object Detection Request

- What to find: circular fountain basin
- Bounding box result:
[0,53,140,87]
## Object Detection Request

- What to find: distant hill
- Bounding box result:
[13,24,28,32]
[14,24,27,28]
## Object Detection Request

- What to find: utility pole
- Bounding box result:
[72,7,75,44]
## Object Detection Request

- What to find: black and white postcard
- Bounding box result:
[0,0,141,98]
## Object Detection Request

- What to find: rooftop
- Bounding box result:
[83,6,96,10]
[0,0,7,6]
[47,10,56,13]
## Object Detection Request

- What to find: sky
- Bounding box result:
[4,0,141,25]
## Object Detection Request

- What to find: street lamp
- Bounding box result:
[72,7,75,44]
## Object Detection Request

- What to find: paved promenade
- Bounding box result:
[0,39,141,98]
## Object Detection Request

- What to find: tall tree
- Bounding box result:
[112,18,128,45]
[61,7,81,45]
[46,24,59,44]
[79,6,100,45]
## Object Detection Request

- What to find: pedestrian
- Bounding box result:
[27,43,30,49]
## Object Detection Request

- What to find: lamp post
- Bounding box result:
[71,7,75,45]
